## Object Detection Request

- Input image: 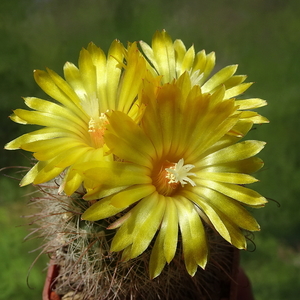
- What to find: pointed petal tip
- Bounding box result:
[19,181,28,188]
[149,271,161,280]
[198,259,208,271]
[187,268,197,277]
[3,143,12,150]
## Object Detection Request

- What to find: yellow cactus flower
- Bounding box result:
[80,73,267,278]
[4,41,147,194]
[140,30,268,125]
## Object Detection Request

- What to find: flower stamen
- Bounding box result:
[88,113,109,148]
[165,158,197,187]
[153,158,196,196]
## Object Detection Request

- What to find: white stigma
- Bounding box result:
[165,158,197,187]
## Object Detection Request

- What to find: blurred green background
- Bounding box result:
[1,0,299,299]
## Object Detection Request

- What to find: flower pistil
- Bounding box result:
[153,158,197,196]
[165,158,197,187]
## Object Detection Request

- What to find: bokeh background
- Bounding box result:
[1,0,299,299]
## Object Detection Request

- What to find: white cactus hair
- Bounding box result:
[27,174,239,300]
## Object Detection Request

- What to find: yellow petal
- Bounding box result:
[84,185,128,201]
[63,62,87,101]
[105,111,155,167]
[105,40,125,110]
[181,45,195,74]
[80,161,151,187]
[186,188,247,249]
[219,217,247,249]
[235,98,267,109]
[185,108,240,161]
[173,39,186,76]
[199,140,266,167]
[197,179,267,206]
[65,40,124,113]
[174,196,208,275]
[202,157,264,174]
[78,48,97,98]
[57,147,102,170]
[20,161,47,186]
[139,40,157,73]
[4,127,68,150]
[223,75,247,89]
[32,146,96,185]
[151,30,176,83]
[130,194,166,258]
[224,82,253,99]
[117,43,147,113]
[192,187,261,231]
[110,193,159,253]
[154,83,181,156]
[239,111,269,123]
[182,190,231,243]
[197,171,258,184]
[22,138,86,161]
[62,170,84,196]
[149,230,167,279]
[24,97,88,125]
[202,119,254,156]
[198,51,216,85]
[81,196,125,221]
[60,147,105,195]
[162,197,179,263]
[34,69,82,114]
[32,160,66,184]
[8,113,27,124]
[201,65,238,93]
[12,109,86,138]
[110,184,156,208]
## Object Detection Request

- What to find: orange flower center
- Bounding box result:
[153,161,179,196]
[88,113,109,148]
[152,158,196,196]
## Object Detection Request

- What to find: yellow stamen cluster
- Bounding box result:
[88,113,109,148]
